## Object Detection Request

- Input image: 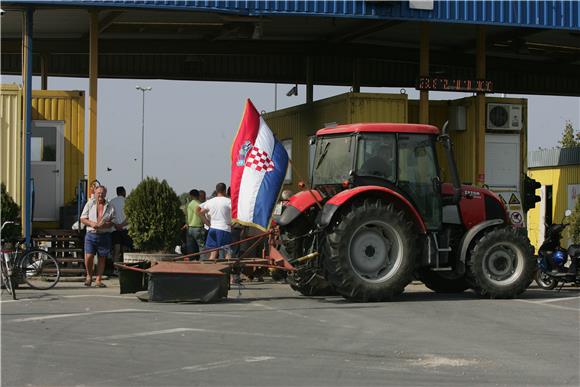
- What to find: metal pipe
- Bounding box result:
[136,86,152,181]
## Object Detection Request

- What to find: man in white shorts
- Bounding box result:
[197,182,231,260]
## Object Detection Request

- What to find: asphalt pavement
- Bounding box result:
[1,278,579,387]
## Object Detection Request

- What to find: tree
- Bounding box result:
[125,177,185,252]
[178,192,190,207]
[0,183,22,241]
[565,195,580,244]
[558,121,579,148]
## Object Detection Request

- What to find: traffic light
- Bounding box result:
[523,175,541,212]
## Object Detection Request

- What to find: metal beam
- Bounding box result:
[88,11,98,185]
[328,20,402,43]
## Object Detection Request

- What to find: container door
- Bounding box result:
[31,120,64,221]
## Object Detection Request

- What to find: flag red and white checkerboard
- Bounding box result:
[245,146,275,172]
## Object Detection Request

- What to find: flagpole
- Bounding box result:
[287,158,323,209]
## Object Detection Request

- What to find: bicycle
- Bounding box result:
[1,222,61,300]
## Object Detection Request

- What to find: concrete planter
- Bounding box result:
[123,252,178,264]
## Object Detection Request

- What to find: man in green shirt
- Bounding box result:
[181,189,204,258]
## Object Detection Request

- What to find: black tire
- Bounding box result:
[468,227,535,299]
[270,269,287,282]
[325,199,417,302]
[417,269,470,293]
[1,257,16,300]
[19,249,60,290]
[288,269,336,296]
[534,270,558,290]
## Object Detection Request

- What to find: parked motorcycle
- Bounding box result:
[535,210,580,290]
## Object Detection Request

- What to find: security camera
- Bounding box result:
[0,9,6,16]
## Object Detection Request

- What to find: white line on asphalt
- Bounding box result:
[8,308,153,323]
[251,301,330,324]
[62,294,137,299]
[90,327,296,341]
[6,307,243,323]
[96,356,275,385]
[532,295,580,304]
[515,299,580,312]
[1,294,137,303]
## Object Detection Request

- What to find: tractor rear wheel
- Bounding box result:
[417,269,470,293]
[326,199,417,302]
[468,227,535,298]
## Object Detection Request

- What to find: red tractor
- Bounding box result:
[276,122,535,301]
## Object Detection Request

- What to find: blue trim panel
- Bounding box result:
[4,1,579,30]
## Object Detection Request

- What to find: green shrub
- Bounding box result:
[565,195,580,244]
[1,183,22,241]
[125,178,184,253]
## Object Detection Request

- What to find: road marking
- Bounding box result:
[96,356,275,385]
[90,327,296,341]
[8,308,153,323]
[62,294,137,299]
[6,308,243,323]
[515,299,580,312]
[532,295,580,304]
[0,294,136,304]
[251,302,329,324]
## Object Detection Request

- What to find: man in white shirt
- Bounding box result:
[109,186,132,266]
[80,186,116,287]
[197,182,231,260]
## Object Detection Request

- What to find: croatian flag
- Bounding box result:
[231,99,289,231]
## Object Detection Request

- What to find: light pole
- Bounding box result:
[136,85,152,181]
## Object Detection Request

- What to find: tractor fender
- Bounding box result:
[317,186,426,232]
[276,190,323,226]
[459,219,505,264]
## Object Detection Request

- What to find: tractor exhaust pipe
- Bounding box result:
[439,121,462,204]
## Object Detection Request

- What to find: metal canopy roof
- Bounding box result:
[2,1,580,96]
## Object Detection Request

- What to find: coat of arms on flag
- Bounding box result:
[230,99,289,231]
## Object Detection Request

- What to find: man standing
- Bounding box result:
[181,189,204,258]
[80,186,116,287]
[197,182,231,260]
[109,186,131,268]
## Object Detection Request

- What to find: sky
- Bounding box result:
[3,74,580,196]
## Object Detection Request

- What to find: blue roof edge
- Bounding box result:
[2,1,579,31]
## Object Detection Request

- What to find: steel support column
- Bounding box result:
[22,8,33,244]
[475,25,486,186]
[40,52,48,90]
[306,57,313,104]
[88,11,99,184]
[352,58,360,93]
[419,23,430,124]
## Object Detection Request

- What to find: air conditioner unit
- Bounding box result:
[487,103,523,130]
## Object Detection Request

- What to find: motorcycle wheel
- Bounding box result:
[534,270,558,290]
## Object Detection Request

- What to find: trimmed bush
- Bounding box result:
[125,178,184,253]
[565,195,580,244]
[1,183,21,241]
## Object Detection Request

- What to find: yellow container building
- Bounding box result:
[527,148,580,250]
[0,84,85,229]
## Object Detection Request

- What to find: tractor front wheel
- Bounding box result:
[326,199,417,302]
[468,227,535,298]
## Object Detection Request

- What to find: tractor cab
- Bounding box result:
[312,124,443,230]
